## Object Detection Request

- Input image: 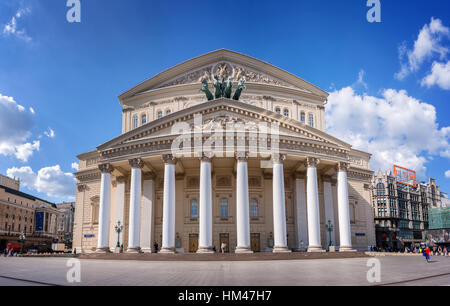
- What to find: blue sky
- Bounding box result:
[0,0,449,203]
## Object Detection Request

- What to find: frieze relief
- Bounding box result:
[156,62,295,89]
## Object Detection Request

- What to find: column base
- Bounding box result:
[159,247,176,254]
[95,247,111,254]
[339,246,357,252]
[235,246,253,254]
[197,246,215,254]
[126,247,141,254]
[307,246,326,253]
[140,248,153,253]
[273,246,292,253]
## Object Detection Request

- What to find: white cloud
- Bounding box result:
[421,60,450,90]
[352,69,368,90]
[2,7,31,42]
[396,17,450,80]
[7,165,76,201]
[326,86,450,179]
[0,93,39,162]
[14,141,40,162]
[71,162,79,171]
[446,170,450,178]
[44,128,55,138]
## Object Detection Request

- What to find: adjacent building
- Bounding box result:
[0,175,75,251]
[74,49,376,254]
[371,170,442,250]
[56,202,75,244]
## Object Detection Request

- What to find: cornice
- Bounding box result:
[98,99,352,152]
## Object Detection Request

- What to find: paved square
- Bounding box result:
[0,255,449,286]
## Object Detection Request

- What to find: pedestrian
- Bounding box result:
[221,242,226,254]
[424,246,431,263]
[153,241,158,253]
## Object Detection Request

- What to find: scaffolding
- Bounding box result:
[429,208,450,229]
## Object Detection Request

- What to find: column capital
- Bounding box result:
[272,153,286,165]
[305,157,320,168]
[200,153,213,163]
[77,184,87,192]
[129,158,144,169]
[235,152,249,162]
[336,162,350,173]
[99,163,113,174]
[162,154,177,165]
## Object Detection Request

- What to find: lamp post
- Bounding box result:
[325,220,334,247]
[114,221,123,250]
[19,232,26,255]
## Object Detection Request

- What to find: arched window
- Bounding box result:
[141,114,147,125]
[308,113,314,127]
[166,109,171,115]
[250,199,258,218]
[283,109,289,117]
[157,111,163,119]
[132,115,138,129]
[220,198,228,218]
[190,199,198,218]
[300,112,306,123]
[275,108,281,114]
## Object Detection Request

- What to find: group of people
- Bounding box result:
[421,246,448,263]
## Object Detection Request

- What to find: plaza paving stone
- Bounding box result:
[0,255,449,286]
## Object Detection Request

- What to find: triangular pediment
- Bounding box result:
[98,99,350,154]
[119,49,328,101]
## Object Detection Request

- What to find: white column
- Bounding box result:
[113,176,125,250]
[294,174,308,251]
[235,154,252,253]
[337,163,355,252]
[272,154,291,253]
[161,155,176,254]
[97,164,113,252]
[323,177,335,248]
[140,174,155,253]
[306,157,324,252]
[127,158,143,253]
[198,156,214,253]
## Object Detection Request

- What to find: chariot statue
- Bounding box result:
[201,75,245,101]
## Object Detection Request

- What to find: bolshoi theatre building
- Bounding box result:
[73,49,376,254]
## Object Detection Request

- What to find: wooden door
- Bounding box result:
[189,234,198,253]
[219,234,230,253]
[251,233,260,253]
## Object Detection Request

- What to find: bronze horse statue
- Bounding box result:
[233,78,246,100]
[200,79,214,101]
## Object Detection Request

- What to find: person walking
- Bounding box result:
[221,242,226,254]
[424,246,431,263]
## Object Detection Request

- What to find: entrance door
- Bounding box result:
[219,233,230,253]
[189,234,198,253]
[251,233,260,253]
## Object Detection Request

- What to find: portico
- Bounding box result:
[94,152,356,254]
[73,50,375,255]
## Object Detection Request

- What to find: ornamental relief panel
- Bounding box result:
[156,62,295,89]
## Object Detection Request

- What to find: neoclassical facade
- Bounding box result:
[73,49,376,254]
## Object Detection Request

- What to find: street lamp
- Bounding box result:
[325,220,334,247]
[114,221,123,249]
[19,232,26,255]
